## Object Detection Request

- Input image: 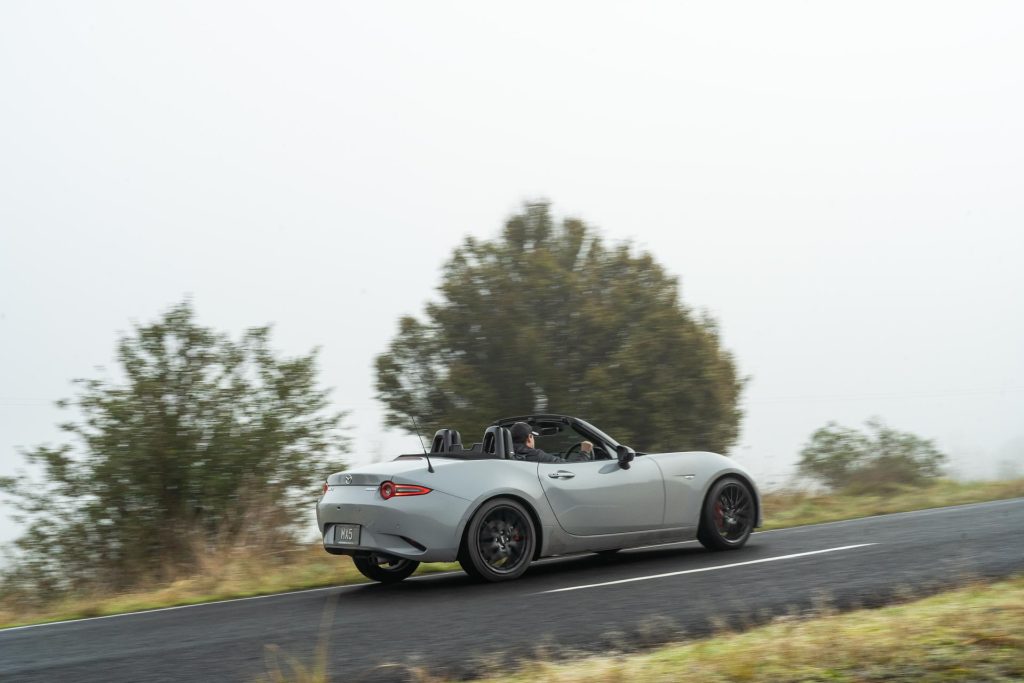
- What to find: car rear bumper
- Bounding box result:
[317,484,470,563]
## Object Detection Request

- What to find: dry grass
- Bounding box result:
[0,544,457,629]
[761,477,1024,530]
[468,575,1024,683]
[2,477,1021,630]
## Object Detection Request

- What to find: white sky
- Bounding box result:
[2,2,1023,546]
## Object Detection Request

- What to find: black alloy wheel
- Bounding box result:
[459,497,536,582]
[697,477,755,551]
[353,554,420,583]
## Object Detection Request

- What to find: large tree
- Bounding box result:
[798,418,947,491]
[376,202,744,453]
[0,301,347,596]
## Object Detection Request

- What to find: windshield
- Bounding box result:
[571,418,619,449]
[493,415,621,459]
[510,417,618,460]
[532,420,588,456]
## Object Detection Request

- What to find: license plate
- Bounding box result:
[333,524,360,545]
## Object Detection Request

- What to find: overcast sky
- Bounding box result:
[2,2,1023,546]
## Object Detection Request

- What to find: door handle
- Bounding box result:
[548,470,575,479]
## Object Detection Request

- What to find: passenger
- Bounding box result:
[510,422,593,463]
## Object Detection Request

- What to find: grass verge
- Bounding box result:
[460,574,1024,683]
[760,477,1024,530]
[0,547,457,630]
[2,477,1022,630]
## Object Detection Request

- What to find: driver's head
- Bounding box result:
[510,421,538,448]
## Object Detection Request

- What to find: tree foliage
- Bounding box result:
[0,301,347,597]
[798,418,947,491]
[375,202,744,453]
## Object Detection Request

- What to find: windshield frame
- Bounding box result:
[493,414,621,453]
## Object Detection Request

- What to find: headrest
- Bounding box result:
[482,425,514,458]
[430,428,459,454]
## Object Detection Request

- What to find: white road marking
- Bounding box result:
[0,567,483,633]
[754,497,1024,535]
[537,543,877,594]
[628,498,1024,550]
[0,582,368,634]
[5,498,1019,633]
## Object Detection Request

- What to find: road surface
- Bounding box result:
[2,498,1022,682]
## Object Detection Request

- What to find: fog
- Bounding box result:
[2,2,1023,546]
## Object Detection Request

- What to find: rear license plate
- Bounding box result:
[333,524,360,545]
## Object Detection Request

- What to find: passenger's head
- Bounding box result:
[510,421,538,448]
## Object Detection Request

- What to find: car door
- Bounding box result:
[537,458,665,535]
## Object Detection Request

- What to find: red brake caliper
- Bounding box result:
[714,500,724,529]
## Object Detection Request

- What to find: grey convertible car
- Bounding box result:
[317,414,761,583]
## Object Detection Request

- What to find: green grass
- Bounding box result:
[2,477,1022,630]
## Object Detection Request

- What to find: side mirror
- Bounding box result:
[616,445,636,470]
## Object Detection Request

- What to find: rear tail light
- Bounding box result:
[322,482,329,495]
[379,481,431,500]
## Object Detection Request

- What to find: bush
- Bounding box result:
[798,418,946,492]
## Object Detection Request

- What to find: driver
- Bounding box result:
[510,422,593,463]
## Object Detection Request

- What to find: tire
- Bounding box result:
[457,547,482,580]
[352,554,420,583]
[697,477,755,551]
[459,497,537,582]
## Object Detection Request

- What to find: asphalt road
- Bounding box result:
[2,498,1022,682]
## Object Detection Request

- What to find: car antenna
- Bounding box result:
[410,414,434,473]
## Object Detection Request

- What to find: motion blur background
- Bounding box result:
[2,1,1023,549]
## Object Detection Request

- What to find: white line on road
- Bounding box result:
[536,543,877,594]
[753,497,1024,536]
[7,497,1018,633]
[623,497,1024,551]
[0,582,368,634]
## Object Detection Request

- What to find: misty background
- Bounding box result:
[2,2,1022,547]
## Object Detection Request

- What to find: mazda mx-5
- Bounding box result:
[317,414,761,583]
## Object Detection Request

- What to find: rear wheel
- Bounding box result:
[459,497,536,582]
[352,554,420,583]
[697,477,755,551]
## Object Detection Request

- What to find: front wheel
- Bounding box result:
[697,477,755,551]
[459,497,536,582]
[352,554,420,583]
